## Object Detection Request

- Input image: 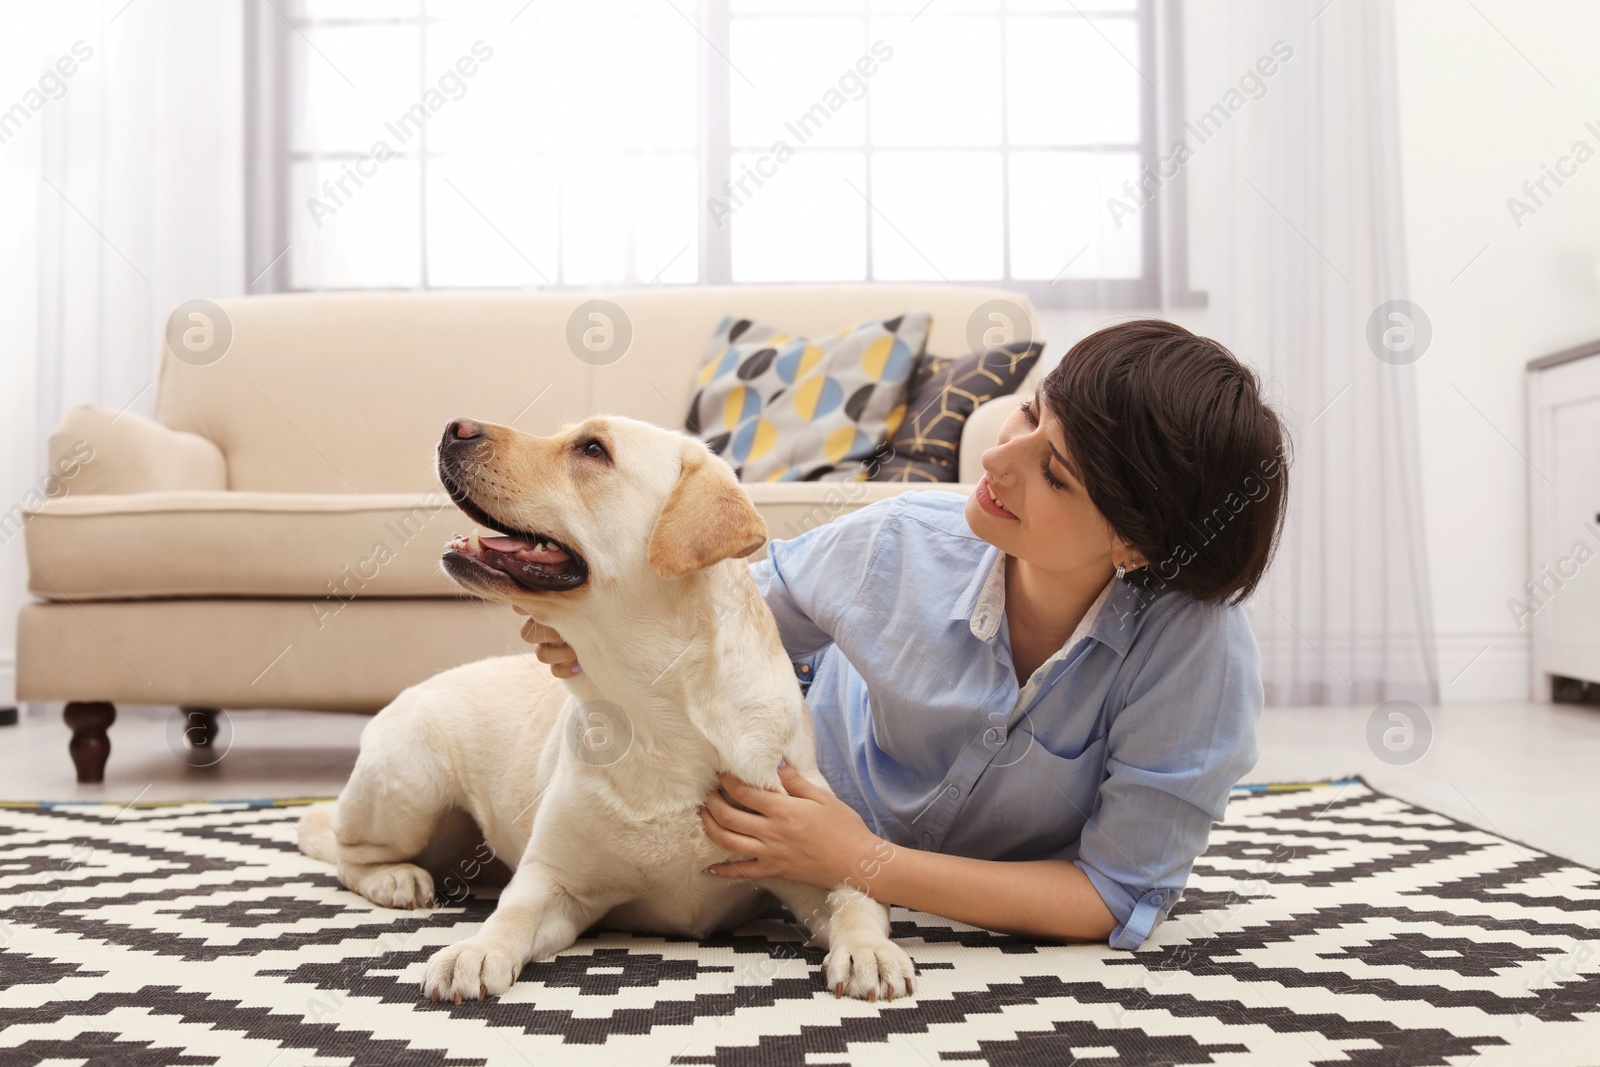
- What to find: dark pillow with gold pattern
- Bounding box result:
[865,341,1043,483]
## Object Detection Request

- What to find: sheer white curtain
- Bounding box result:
[1183,0,1439,704]
[1,1,243,707]
[33,0,244,442]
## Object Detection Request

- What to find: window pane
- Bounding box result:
[1007,0,1134,11]
[870,151,1002,281]
[422,10,696,287]
[559,156,631,286]
[292,25,421,155]
[293,0,421,19]
[425,9,698,157]
[868,16,1001,147]
[734,0,865,11]
[422,16,547,155]
[426,155,558,288]
[1008,150,1141,280]
[731,151,866,281]
[730,18,868,149]
[543,9,699,152]
[291,158,421,289]
[872,0,998,12]
[1007,16,1141,145]
[633,153,700,285]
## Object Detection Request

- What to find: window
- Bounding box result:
[247,0,1196,306]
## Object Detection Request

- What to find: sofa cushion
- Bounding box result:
[25,491,467,601]
[868,341,1043,482]
[685,312,929,482]
[24,483,960,601]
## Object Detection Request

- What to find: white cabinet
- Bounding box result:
[1527,340,1600,700]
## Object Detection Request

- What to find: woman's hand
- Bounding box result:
[699,762,890,892]
[512,604,582,678]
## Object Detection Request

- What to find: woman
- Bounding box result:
[518,319,1289,951]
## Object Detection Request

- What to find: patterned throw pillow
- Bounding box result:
[686,312,930,482]
[866,341,1043,483]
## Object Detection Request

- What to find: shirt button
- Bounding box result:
[799,665,811,674]
[920,831,933,845]
[945,785,960,799]
[1144,891,1164,905]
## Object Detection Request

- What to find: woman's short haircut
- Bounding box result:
[1039,319,1289,605]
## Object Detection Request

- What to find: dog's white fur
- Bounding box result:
[298,414,915,1003]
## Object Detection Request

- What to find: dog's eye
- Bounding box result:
[577,438,610,462]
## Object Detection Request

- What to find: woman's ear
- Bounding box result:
[1112,535,1148,570]
[648,439,768,579]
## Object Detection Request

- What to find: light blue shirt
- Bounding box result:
[747,490,1262,950]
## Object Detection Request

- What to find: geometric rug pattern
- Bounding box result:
[2,777,1596,1066]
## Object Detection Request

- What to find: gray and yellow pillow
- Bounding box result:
[686,312,929,482]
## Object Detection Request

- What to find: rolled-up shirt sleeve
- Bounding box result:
[1070,602,1263,950]
[746,498,896,661]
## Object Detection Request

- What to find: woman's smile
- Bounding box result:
[974,472,1019,521]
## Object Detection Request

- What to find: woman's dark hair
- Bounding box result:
[1039,319,1289,605]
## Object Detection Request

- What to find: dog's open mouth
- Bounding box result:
[444,529,587,592]
[438,468,589,594]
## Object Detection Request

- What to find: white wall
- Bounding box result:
[1397,0,1600,701]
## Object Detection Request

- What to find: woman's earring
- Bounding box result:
[1115,563,1127,580]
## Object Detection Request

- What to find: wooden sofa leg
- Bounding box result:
[64,701,116,784]
[178,706,221,755]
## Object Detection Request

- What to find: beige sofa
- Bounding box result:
[18,285,1038,781]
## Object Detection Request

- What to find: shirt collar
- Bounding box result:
[949,543,1155,657]
[950,543,1006,638]
[1093,577,1159,655]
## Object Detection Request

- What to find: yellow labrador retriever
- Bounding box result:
[298,414,916,1003]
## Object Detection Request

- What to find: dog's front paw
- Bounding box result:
[824,938,916,1002]
[423,937,524,1003]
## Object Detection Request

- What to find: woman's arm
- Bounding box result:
[861,846,1117,943]
[701,765,1116,944]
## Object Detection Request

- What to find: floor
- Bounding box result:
[3,699,1598,869]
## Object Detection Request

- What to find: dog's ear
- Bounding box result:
[648,440,767,579]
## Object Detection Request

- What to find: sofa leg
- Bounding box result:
[178,706,221,755]
[64,701,116,784]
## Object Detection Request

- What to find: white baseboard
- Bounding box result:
[1239,624,1531,706]
[1437,632,1530,703]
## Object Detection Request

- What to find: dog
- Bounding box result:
[297,414,916,1003]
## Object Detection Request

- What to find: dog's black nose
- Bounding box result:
[446,418,484,442]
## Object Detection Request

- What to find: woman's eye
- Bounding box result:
[1020,399,1039,425]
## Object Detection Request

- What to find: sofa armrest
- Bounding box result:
[48,405,227,494]
[958,393,1026,484]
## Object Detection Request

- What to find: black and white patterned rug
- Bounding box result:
[2,777,1596,1066]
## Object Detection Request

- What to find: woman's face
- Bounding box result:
[964,384,1146,577]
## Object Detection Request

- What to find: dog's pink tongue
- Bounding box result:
[481,535,570,564]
